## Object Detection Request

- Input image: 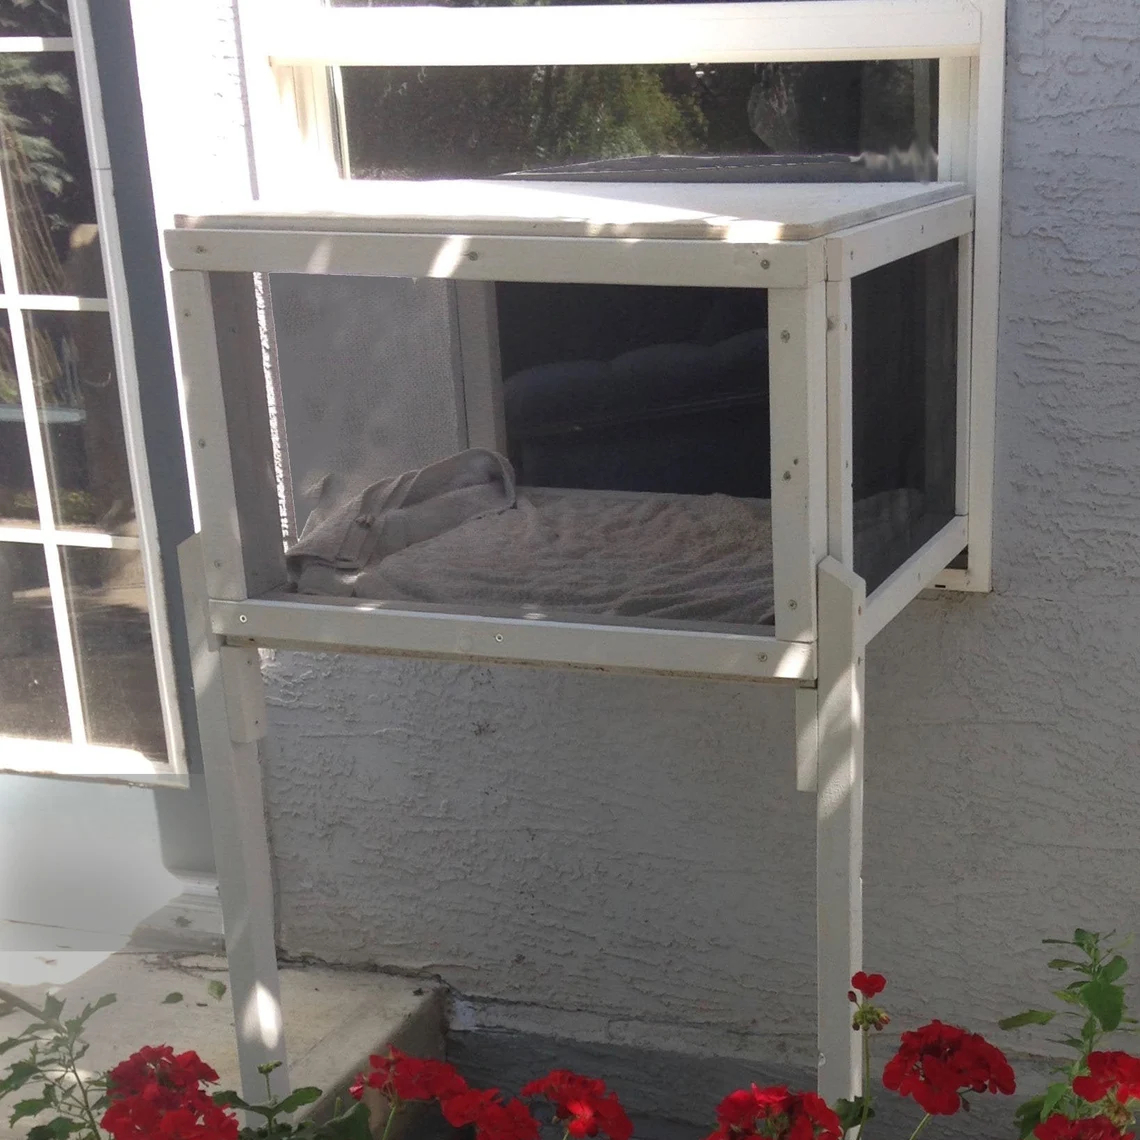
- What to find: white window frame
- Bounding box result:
[0,1,188,786]
[234,0,1004,596]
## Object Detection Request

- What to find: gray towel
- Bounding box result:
[286,448,516,595]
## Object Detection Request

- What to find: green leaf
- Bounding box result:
[1054,989,1084,1004]
[0,1035,36,1057]
[1015,1095,1046,1140]
[999,1010,1057,1030]
[1103,956,1129,983]
[1042,1083,1070,1118]
[26,1120,83,1139]
[1083,979,1124,1032]
[0,1059,41,1096]
[1074,930,1098,955]
[1048,959,1086,970]
[40,996,64,1023]
[162,992,184,1005]
[9,1094,53,1123]
[214,1090,253,1111]
[833,1097,874,1131]
[321,1101,374,1140]
[207,980,228,1002]
[258,1060,284,1076]
[277,1087,323,1115]
[1043,939,1077,945]
[79,994,117,1022]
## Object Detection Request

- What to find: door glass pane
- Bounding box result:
[0,541,68,740]
[0,52,104,295]
[0,1,71,36]
[341,61,937,180]
[0,311,38,524]
[851,239,959,591]
[25,310,135,530]
[60,545,166,760]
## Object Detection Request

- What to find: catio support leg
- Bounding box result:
[814,556,866,1105]
[180,537,291,1105]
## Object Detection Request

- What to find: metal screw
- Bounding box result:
[494,633,504,642]
[467,251,480,261]
[788,599,798,610]
[195,245,207,254]
[758,652,768,662]
[760,258,770,269]
[213,560,222,569]
[780,329,791,343]
[782,470,792,481]
[239,614,248,623]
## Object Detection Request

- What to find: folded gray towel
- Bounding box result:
[286,448,516,594]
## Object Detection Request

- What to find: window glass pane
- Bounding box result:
[25,310,135,530]
[0,541,68,740]
[0,310,38,524]
[0,52,104,295]
[61,545,165,759]
[340,61,936,180]
[0,0,71,36]
[851,238,958,591]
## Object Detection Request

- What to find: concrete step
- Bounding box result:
[0,952,443,1138]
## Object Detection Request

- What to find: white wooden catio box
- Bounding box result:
[166,0,1004,1111]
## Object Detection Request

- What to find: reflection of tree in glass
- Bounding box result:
[0,0,71,36]
[343,60,933,179]
[345,64,707,178]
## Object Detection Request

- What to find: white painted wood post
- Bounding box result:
[815,556,866,1105]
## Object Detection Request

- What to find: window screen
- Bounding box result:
[851,239,959,591]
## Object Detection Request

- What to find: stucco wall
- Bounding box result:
[256,0,1140,1098]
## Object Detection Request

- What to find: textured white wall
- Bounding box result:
[246,0,1140,1099]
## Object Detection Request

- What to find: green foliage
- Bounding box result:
[208,980,228,1002]
[0,989,115,1139]
[1002,930,1135,1138]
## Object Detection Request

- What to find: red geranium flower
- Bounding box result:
[356,1048,468,1103]
[1074,1053,1140,1106]
[1035,1114,1135,1140]
[442,1087,505,1127]
[473,1097,542,1140]
[851,973,887,1001]
[102,1046,237,1140]
[522,1070,633,1140]
[883,1021,1016,1115]
[703,1085,842,1140]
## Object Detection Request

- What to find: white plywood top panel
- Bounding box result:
[176,180,968,243]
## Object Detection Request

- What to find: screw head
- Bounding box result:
[197,438,206,448]
[780,329,791,343]
[782,470,792,481]
[758,652,768,662]
[788,599,798,610]
[494,633,504,642]
[239,614,248,623]
[760,258,771,269]
[467,250,480,261]
[213,560,222,569]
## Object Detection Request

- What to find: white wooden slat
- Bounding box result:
[815,556,865,1105]
[953,234,975,515]
[265,1,981,67]
[0,37,74,53]
[823,195,974,281]
[794,687,819,793]
[170,271,251,602]
[167,229,820,289]
[825,280,853,568]
[210,597,815,684]
[0,737,188,785]
[452,281,506,452]
[957,0,1004,593]
[863,515,969,643]
[179,536,291,1105]
[768,285,828,643]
